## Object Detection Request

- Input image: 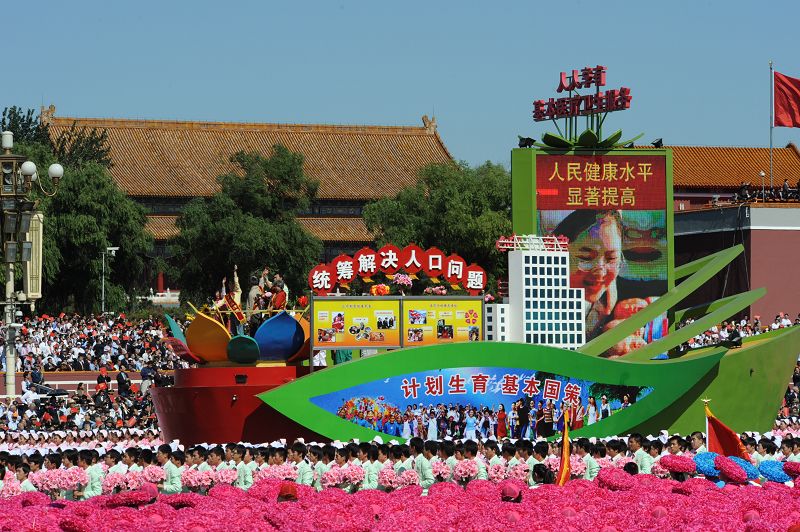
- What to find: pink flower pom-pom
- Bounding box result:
[254,463,297,481]
[650,461,671,479]
[595,467,634,491]
[596,457,615,469]
[180,468,196,488]
[213,468,238,485]
[431,461,450,480]
[713,455,747,484]
[507,463,529,483]
[378,465,398,489]
[126,471,145,490]
[452,460,479,482]
[0,479,23,498]
[569,456,586,477]
[398,470,420,487]
[142,465,166,484]
[659,454,696,474]
[62,468,89,490]
[488,464,506,483]
[29,470,62,492]
[343,465,365,485]
[101,473,129,495]
[321,465,344,488]
[613,455,635,468]
[543,456,561,472]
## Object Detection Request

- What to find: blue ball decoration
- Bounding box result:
[693,452,720,477]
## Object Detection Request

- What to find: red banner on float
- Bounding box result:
[353,247,378,280]
[377,244,401,275]
[399,244,426,275]
[331,254,356,286]
[463,264,487,295]
[308,244,488,294]
[535,154,666,210]
[443,254,467,285]
[308,264,335,295]
[424,247,445,279]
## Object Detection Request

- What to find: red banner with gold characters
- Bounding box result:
[535,154,666,210]
[307,244,487,296]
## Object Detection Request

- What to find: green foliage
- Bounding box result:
[37,162,152,313]
[171,145,323,304]
[4,106,146,313]
[362,161,512,288]
[1,107,51,146]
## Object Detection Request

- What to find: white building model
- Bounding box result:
[484,235,585,350]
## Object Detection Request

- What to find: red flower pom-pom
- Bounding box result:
[659,454,696,474]
[783,461,800,479]
[595,467,634,491]
[713,455,747,484]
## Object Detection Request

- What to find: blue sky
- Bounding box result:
[7,1,800,166]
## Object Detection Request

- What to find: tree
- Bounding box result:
[1,106,51,146]
[362,161,512,288]
[171,145,322,304]
[38,162,152,313]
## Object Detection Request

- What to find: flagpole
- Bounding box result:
[770,60,774,193]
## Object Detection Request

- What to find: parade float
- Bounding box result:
[153,65,800,445]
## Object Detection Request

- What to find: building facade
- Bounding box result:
[44,109,453,291]
[484,236,585,349]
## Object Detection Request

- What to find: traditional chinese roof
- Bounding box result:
[663,144,800,190]
[145,215,180,240]
[47,113,452,200]
[144,214,372,243]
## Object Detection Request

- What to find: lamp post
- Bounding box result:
[759,170,766,202]
[1,131,61,396]
[101,246,119,315]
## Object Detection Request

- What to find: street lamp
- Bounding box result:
[101,246,119,314]
[1,131,61,396]
[759,170,766,201]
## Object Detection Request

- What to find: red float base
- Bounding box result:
[151,366,321,446]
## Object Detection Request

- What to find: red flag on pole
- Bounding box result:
[774,71,800,128]
[704,404,750,461]
[556,409,571,486]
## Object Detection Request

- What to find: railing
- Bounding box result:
[495,234,569,252]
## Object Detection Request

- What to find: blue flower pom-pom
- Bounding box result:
[729,456,759,480]
[758,460,791,483]
[693,452,720,477]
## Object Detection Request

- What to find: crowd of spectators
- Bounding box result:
[676,311,800,352]
[0,313,189,374]
[1,368,163,435]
